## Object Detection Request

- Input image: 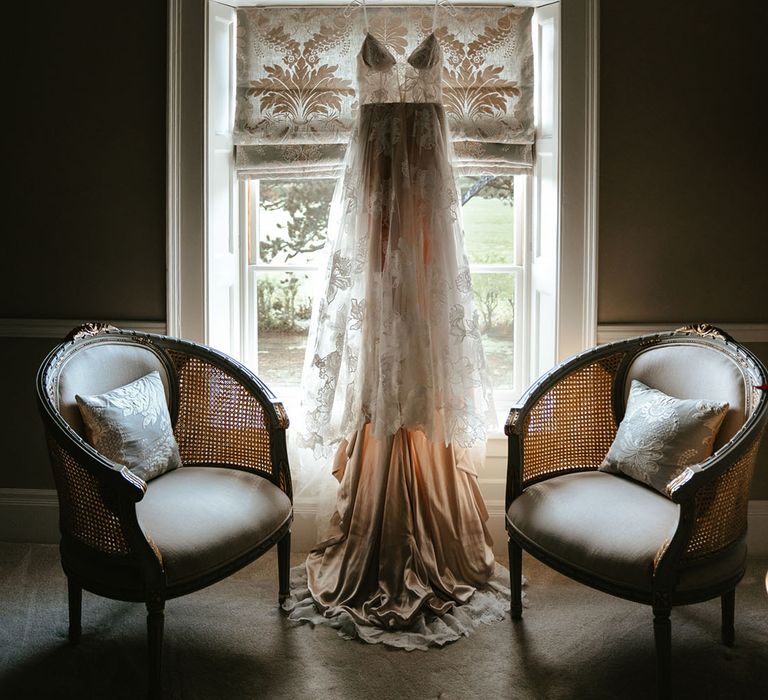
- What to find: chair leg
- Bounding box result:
[146,598,165,700]
[721,588,735,646]
[67,578,82,643]
[277,531,291,607]
[652,605,672,699]
[508,535,523,620]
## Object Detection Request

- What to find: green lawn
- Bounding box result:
[461,197,515,265]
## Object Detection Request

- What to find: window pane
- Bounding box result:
[255,270,315,386]
[458,176,515,265]
[253,179,335,266]
[472,271,516,390]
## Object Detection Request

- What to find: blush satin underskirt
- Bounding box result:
[293,423,499,636]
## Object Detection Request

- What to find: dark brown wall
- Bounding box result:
[599,0,768,498]
[2,1,767,502]
[2,1,167,490]
[0,339,57,489]
[599,0,768,324]
[4,0,167,320]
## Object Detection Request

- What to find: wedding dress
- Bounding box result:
[293,6,503,643]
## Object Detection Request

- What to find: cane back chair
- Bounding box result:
[505,325,768,696]
[36,324,293,698]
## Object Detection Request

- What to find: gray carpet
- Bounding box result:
[0,543,766,699]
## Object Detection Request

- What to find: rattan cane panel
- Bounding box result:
[50,440,131,554]
[168,352,273,475]
[684,437,760,560]
[521,353,624,484]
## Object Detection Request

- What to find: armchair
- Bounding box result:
[36,324,293,698]
[505,325,768,696]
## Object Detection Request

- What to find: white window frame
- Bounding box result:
[167,0,599,404]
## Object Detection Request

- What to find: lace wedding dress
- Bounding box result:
[291,14,508,647]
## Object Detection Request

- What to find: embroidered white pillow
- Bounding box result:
[599,379,728,495]
[76,371,181,482]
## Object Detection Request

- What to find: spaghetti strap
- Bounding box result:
[432,0,439,29]
[345,0,369,32]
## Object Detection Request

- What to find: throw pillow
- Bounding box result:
[599,379,728,495]
[76,371,181,482]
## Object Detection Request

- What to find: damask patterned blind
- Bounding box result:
[235,5,534,178]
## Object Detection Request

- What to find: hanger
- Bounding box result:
[341,0,458,42]
[343,0,457,22]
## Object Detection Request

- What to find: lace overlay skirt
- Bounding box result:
[301,102,495,453]
[297,102,498,634]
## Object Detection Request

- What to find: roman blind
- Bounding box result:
[234,4,534,178]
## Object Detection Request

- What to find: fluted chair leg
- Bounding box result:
[721,588,735,646]
[653,605,672,699]
[278,532,291,607]
[508,535,523,620]
[67,578,82,642]
[146,598,165,700]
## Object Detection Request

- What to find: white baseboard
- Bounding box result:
[0,489,59,545]
[2,488,767,558]
[748,500,768,556]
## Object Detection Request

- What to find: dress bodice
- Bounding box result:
[358,32,442,105]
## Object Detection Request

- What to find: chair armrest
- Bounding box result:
[161,341,292,500]
[42,425,149,557]
[666,433,759,504]
[666,423,767,562]
[505,346,627,503]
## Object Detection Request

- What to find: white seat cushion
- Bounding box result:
[507,471,679,591]
[136,466,292,587]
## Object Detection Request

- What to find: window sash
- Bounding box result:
[243,172,528,412]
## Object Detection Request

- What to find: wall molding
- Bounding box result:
[554,0,600,363]
[3,488,767,557]
[597,323,768,345]
[748,500,768,556]
[581,0,599,351]
[167,0,207,345]
[0,318,167,339]
[167,0,182,340]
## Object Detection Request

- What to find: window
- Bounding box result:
[230,3,547,419]
[170,0,599,425]
[242,173,527,413]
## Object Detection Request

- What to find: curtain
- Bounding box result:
[235,5,534,178]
